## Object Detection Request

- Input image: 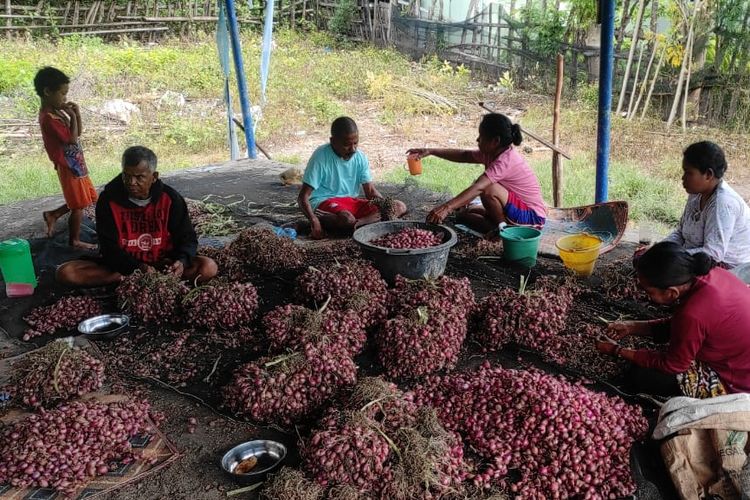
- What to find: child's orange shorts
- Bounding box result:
[56,164,98,210]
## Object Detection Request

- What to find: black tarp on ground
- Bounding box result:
[0,159,677,499]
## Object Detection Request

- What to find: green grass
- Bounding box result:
[386,155,686,225]
[0,147,223,204]
[0,29,472,205]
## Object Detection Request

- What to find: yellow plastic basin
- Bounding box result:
[556,234,603,277]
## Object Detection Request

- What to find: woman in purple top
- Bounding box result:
[407,113,547,235]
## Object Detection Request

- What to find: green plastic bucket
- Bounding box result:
[500,226,542,267]
[0,238,37,291]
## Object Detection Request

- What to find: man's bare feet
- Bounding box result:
[43,211,57,237]
[71,240,98,251]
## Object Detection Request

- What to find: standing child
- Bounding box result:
[407,113,546,235]
[34,66,97,250]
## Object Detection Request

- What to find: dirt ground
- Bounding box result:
[262,94,750,201]
[261,97,528,177]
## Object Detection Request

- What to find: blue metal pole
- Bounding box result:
[595,0,615,203]
[225,0,257,159]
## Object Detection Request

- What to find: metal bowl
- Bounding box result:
[77,314,130,340]
[220,440,287,484]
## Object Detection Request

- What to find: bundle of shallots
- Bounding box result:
[474,276,575,361]
[302,377,469,498]
[295,261,388,327]
[388,275,475,319]
[116,271,189,326]
[183,280,259,330]
[262,303,366,356]
[377,305,467,379]
[2,340,105,409]
[222,344,357,426]
[226,226,305,275]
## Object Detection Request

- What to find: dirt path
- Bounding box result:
[261,99,486,176]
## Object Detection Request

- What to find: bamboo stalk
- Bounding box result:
[667,0,700,128]
[681,20,695,131]
[552,54,564,207]
[616,0,646,114]
[626,40,645,117]
[641,45,665,120]
[629,39,657,120]
[479,102,571,159]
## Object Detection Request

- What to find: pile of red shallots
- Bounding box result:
[474,276,575,362]
[22,296,102,341]
[2,341,104,409]
[0,399,154,495]
[299,377,469,499]
[116,271,188,326]
[370,228,443,249]
[183,280,259,330]
[222,344,357,426]
[227,226,305,275]
[376,276,475,379]
[296,261,388,327]
[263,303,366,356]
[415,362,648,498]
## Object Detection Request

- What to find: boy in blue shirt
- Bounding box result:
[298,117,406,239]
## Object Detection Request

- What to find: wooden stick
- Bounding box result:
[552,53,564,207]
[232,118,273,160]
[478,102,571,159]
[59,26,169,36]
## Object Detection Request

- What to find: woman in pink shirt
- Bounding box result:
[597,241,750,398]
[407,113,546,235]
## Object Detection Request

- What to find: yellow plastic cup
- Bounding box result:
[556,233,603,277]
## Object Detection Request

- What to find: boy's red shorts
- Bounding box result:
[316,197,379,219]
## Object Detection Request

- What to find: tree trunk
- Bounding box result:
[616,0,633,53]
[616,0,647,114]
[728,3,750,73]
[687,32,709,122]
[507,0,516,64]
[650,0,657,34]
[666,0,700,128]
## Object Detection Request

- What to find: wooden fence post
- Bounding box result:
[5,0,11,39]
[552,53,564,207]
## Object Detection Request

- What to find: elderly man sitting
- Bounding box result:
[56,146,217,286]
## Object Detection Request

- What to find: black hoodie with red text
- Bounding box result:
[95,175,197,275]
